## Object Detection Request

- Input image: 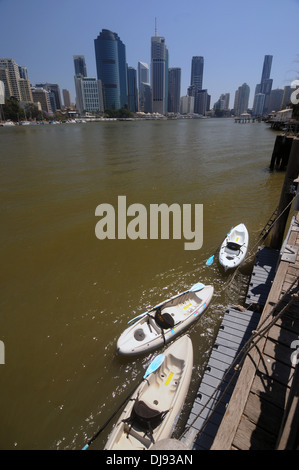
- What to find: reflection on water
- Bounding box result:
[0,118,283,449]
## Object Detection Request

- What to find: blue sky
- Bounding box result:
[1,0,298,108]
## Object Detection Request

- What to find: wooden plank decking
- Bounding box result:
[184,306,260,450]
[211,213,299,450]
[181,215,299,450]
[245,246,280,310]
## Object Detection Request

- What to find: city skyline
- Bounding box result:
[1,0,299,109]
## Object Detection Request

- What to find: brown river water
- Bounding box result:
[0,118,284,449]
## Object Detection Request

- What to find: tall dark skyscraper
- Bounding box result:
[151,31,168,114]
[168,67,181,113]
[94,29,128,110]
[73,55,87,78]
[127,66,138,112]
[253,54,273,115]
[260,55,272,85]
[189,56,204,113]
[190,56,204,91]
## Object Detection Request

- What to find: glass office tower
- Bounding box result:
[168,67,181,113]
[94,29,128,110]
[189,56,204,114]
[73,56,87,78]
[191,56,204,91]
[151,34,168,114]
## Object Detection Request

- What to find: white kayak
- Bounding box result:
[105,334,193,450]
[116,283,214,356]
[219,223,249,271]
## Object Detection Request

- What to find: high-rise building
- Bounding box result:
[268,88,284,112]
[151,31,168,114]
[73,55,87,78]
[62,89,72,108]
[234,83,250,115]
[253,55,273,115]
[0,58,35,103]
[188,56,204,114]
[73,55,103,115]
[18,66,29,81]
[281,86,292,109]
[0,67,12,99]
[260,55,272,85]
[31,87,53,114]
[138,62,151,112]
[252,93,265,116]
[168,68,181,113]
[36,83,62,111]
[0,58,22,101]
[94,29,128,110]
[138,62,149,89]
[18,78,33,103]
[214,93,230,111]
[197,89,209,116]
[180,95,194,114]
[191,56,204,91]
[74,76,103,115]
[127,66,138,112]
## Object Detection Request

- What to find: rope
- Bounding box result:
[179,276,299,443]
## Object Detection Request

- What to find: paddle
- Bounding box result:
[206,252,218,266]
[81,353,165,450]
[127,282,205,324]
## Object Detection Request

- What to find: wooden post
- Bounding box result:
[270,135,293,171]
[270,138,299,249]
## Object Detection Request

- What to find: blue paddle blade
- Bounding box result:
[206,255,214,266]
[143,354,165,379]
[189,282,205,292]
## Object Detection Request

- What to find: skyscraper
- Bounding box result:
[252,55,273,115]
[127,66,138,112]
[188,56,204,114]
[73,56,87,78]
[168,68,181,113]
[151,31,168,114]
[0,58,22,101]
[62,89,72,108]
[191,56,204,91]
[74,77,104,114]
[234,83,250,115]
[260,55,272,86]
[73,54,103,115]
[138,62,149,89]
[138,62,151,112]
[94,29,128,110]
[268,88,284,112]
[35,83,62,111]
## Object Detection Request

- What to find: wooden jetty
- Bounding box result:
[211,213,299,450]
[179,137,299,451]
[181,246,277,449]
[182,214,299,450]
[234,115,257,123]
[268,120,299,134]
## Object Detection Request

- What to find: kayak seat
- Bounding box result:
[123,398,169,443]
[226,241,241,251]
[154,308,175,330]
